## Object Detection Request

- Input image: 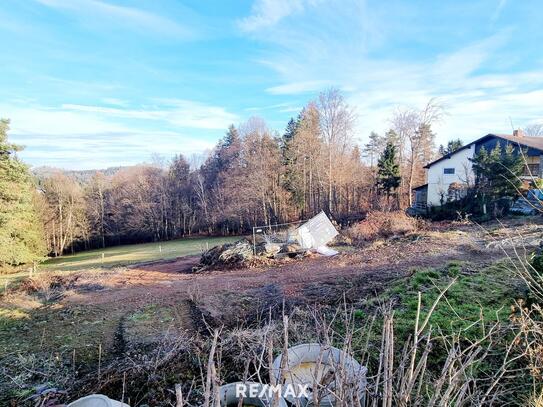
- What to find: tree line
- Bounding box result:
[1,89,455,266]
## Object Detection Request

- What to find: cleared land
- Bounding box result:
[0,217,541,403]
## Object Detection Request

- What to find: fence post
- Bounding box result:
[252,227,256,256]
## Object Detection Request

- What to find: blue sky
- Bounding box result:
[1,0,542,169]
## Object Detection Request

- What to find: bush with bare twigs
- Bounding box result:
[347,211,423,243]
[5,282,534,406]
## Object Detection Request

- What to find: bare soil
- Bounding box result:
[3,218,542,358]
[2,218,543,405]
[65,226,498,324]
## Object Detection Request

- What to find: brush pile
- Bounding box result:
[199,239,254,268]
[193,238,307,272]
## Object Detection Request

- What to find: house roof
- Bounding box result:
[413,183,428,191]
[424,133,543,169]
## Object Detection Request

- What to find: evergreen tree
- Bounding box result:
[384,129,400,149]
[281,117,299,165]
[215,125,241,173]
[472,143,524,215]
[439,139,463,156]
[223,124,240,148]
[282,118,298,146]
[281,116,304,209]
[376,142,401,202]
[0,119,45,268]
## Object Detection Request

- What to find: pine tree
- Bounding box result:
[472,143,524,212]
[282,118,298,146]
[215,124,241,172]
[384,129,400,149]
[0,119,45,269]
[223,124,240,148]
[281,116,304,209]
[439,139,463,156]
[376,142,401,203]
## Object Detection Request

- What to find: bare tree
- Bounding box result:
[392,99,444,207]
[86,172,109,249]
[524,123,543,137]
[42,172,88,256]
[318,88,356,214]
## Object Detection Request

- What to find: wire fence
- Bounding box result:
[251,219,307,255]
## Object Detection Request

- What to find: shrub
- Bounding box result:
[347,211,420,242]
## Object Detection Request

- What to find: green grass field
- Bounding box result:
[0,236,241,288]
[42,236,241,271]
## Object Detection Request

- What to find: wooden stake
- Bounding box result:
[122,372,126,404]
[40,327,46,348]
[98,343,102,383]
[175,383,184,407]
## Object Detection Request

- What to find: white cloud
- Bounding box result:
[241,0,543,147]
[15,130,216,170]
[3,105,129,136]
[101,98,127,107]
[238,0,319,32]
[62,100,239,130]
[1,99,236,169]
[34,0,194,38]
[266,80,330,95]
[492,0,508,22]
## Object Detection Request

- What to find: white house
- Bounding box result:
[412,131,543,210]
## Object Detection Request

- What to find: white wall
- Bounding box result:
[427,145,474,206]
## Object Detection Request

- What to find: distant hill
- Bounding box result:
[32,166,128,184]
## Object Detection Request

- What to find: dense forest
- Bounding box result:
[1,89,448,261]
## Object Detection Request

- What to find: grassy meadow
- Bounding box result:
[41,236,241,271]
[0,236,241,290]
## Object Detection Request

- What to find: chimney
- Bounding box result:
[513,128,525,138]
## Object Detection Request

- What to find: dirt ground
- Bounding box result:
[62,222,509,325]
[2,217,543,404]
[2,218,542,359]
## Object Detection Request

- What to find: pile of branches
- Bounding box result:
[193,238,307,272]
[194,239,256,272]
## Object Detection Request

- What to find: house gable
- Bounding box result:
[425,133,543,169]
[425,144,474,206]
[419,133,543,208]
[474,135,543,157]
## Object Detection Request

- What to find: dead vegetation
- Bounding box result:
[193,238,315,272]
[4,289,534,406]
[195,239,256,271]
[346,211,425,243]
[1,218,543,405]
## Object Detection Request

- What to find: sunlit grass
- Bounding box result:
[41,236,241,271]
[0,236,241,289]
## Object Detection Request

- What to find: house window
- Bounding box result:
[443,168,455,175]
[524,164,540,176]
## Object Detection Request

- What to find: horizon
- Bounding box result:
[2,0,543,170]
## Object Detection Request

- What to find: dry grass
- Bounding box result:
[3,218,543,406]
[347,211,424,243]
